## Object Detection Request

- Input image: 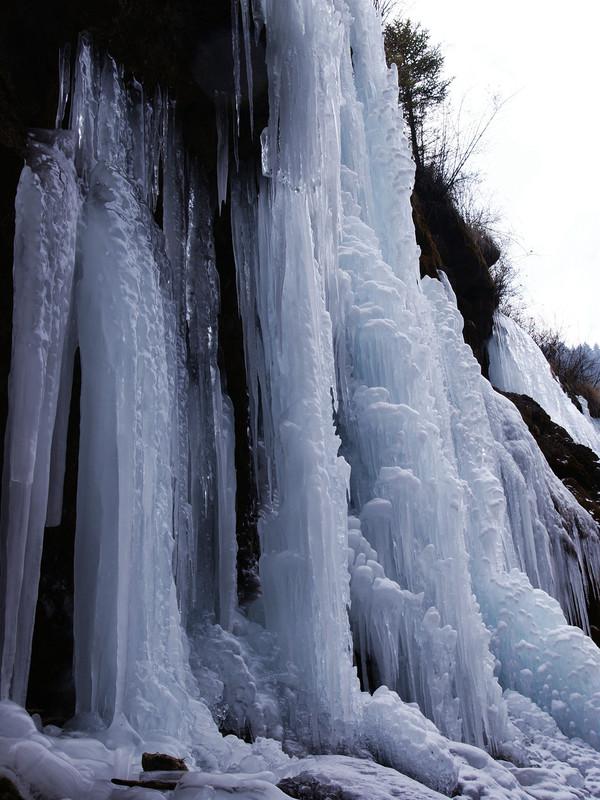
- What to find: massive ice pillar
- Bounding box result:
[231,0,358,748]
[0,131,79,704]
[0,37,237,742]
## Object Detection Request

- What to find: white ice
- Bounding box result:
[488,312,600,456]
[0,130,79,705]
[3,2,600,800]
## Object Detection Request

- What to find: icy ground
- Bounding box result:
[3,696,600,799]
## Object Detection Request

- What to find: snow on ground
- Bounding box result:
[4,698,600,799]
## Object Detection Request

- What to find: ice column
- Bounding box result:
[231,0,358,748]
[329,0,507,747]
[0,131,79,704]
[0,34,239,740]
[69,41,238,734]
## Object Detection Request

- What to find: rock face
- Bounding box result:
[141,752,188,772]
[0,776,24,800]
[412,166,497,376]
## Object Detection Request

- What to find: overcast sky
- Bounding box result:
[399,0,600,345]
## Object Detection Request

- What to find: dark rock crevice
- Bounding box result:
[214,200,261,607]
[26,350,80,725]
[412,165,497,375]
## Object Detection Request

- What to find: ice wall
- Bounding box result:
[0,131,78,704]
[329,5,508,745]
[228,0,600,759]
[2,3,600,798]
[231,0,358,748]
[489,312,600,456]
[0,38,238,743]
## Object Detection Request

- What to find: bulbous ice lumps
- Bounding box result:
[328,4,509,748]
[427,276,600,745]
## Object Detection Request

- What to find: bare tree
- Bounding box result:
[428,93,512,196]
[524,320,600,411]
[373,0,399,24]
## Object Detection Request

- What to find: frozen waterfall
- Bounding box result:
[2,1,600,798]
[489,312,600,457]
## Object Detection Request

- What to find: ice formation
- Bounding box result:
[0,129,79,705]
[2,1,600,798]
[489,312,600,456]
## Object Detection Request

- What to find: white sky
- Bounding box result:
[399,0,600,345]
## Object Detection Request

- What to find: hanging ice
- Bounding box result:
[0,37,240,747]
[2,1,600,798]
[0,130,79,705]
[489,312,600,456]
[231,0,358,749]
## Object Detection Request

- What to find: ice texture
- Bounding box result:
[0,130,79,705]
[231,0,358,749]
[0,37,241,749]
[489,312,600,456]
[3,2,600,800]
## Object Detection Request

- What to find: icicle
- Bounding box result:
[145,86,166,214]
[0,130,79,703]
[231,0,242,138]
[69,34,99,180]
[161,105,193,623]
[215,92,230,210]
[215,389,238,631]
[55,44,71,128]
[45,313,77,527]
[251,0,265,44]
[239,0,254,137]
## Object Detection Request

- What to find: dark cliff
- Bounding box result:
[412,165,498,376]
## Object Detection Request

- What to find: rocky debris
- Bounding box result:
[277,757,449,800]
[142,751,188,772]
[278,775,349,800]
[112,777,179,791]
[110,753,188,792]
